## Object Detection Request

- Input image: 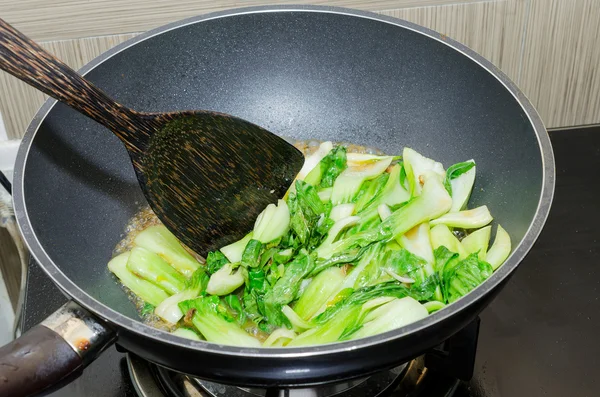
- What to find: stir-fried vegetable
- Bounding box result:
[108,142,512,347]
[108,252,169,306]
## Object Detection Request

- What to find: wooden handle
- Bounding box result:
[0,325,83,397]
[0,18,144,144]
[0,302,115,397]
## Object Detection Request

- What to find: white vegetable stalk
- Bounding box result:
[206,263,245,296]
[423,301,446,313]
[461,225,491,260]
[486,225,512,270]
[282,306,315,332]
[220,232,253,263]
[377,204,392,221]
[350,297,428,340]
[430,205,493,229]
[315,216,360,258]
[430,224,468,259]
[399,223,443,301]
[330,203,356,222]
[296,141,333,181]
[380,164,410,206]
[399,222,435,269]
[382,172,452,240]
[171,328,201,341]
[346,153,393,166]
[133,225,200,277]
[107,252,169,306]
[403,148,445,197]
[450,160,476,212]
[331,156,393,204]
[294,267,346,320]
[384,268,416,284]
[263,328,297,347]
[253,199,290,243]
[360,297,396,314]
[155,289,198,324]
[317,187,333,202]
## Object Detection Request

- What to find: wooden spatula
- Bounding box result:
[0,19,304,254]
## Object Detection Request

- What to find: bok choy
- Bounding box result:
[108,144,512,348]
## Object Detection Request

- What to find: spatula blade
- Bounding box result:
[140,111,304,255]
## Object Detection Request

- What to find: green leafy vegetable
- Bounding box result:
[287,305,363,346]
[298,141,334,183]
[441,253,493,303]
[262,252,315,327]
[248,268,266,292]
[206,251,229,274]
[331,156,393,205]
[430,205,493,229]
[154,267,209,324]
[360,163,410,213]
[309,246,369,277]
[287,180,329,247]
[178,296,260,347]
[449,161,476,212]
[293,266,346,320]
[241,239,264,268]
[444,161,476,195]
[141,302,155,316]
[315,281,434,325]
[262,327,297,347]
[110,144,507,348]
[274,248,294,265]
[319,146,348,188]
[379,174,452,240]
[281,306,315,332]
[354,173,389,213]
[224,294,246,325]
[295,180,327,216]
[423,300,446,313]
[380,248,429,285]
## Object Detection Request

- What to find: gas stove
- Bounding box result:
[19,127,600,396]
[127,354,458,396]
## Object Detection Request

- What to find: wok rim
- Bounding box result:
[12,5,555,359]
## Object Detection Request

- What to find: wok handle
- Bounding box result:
[0,302,115,397]
[0,18,143,142]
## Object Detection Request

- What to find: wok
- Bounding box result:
[0,5,554,396]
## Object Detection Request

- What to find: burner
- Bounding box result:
[126,319,480,397]
[127,354,459,397]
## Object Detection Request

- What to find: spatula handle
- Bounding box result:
[0,18,143,143]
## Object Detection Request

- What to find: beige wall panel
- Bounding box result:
[2,0,599,136]
[0,34,138,139]
[1,1,517,139]
[519,0,600,128]
[379,0,527,83]
[3,0,486,41]
[0,229,20,310]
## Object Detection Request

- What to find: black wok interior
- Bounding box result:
[22,11,543,321]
